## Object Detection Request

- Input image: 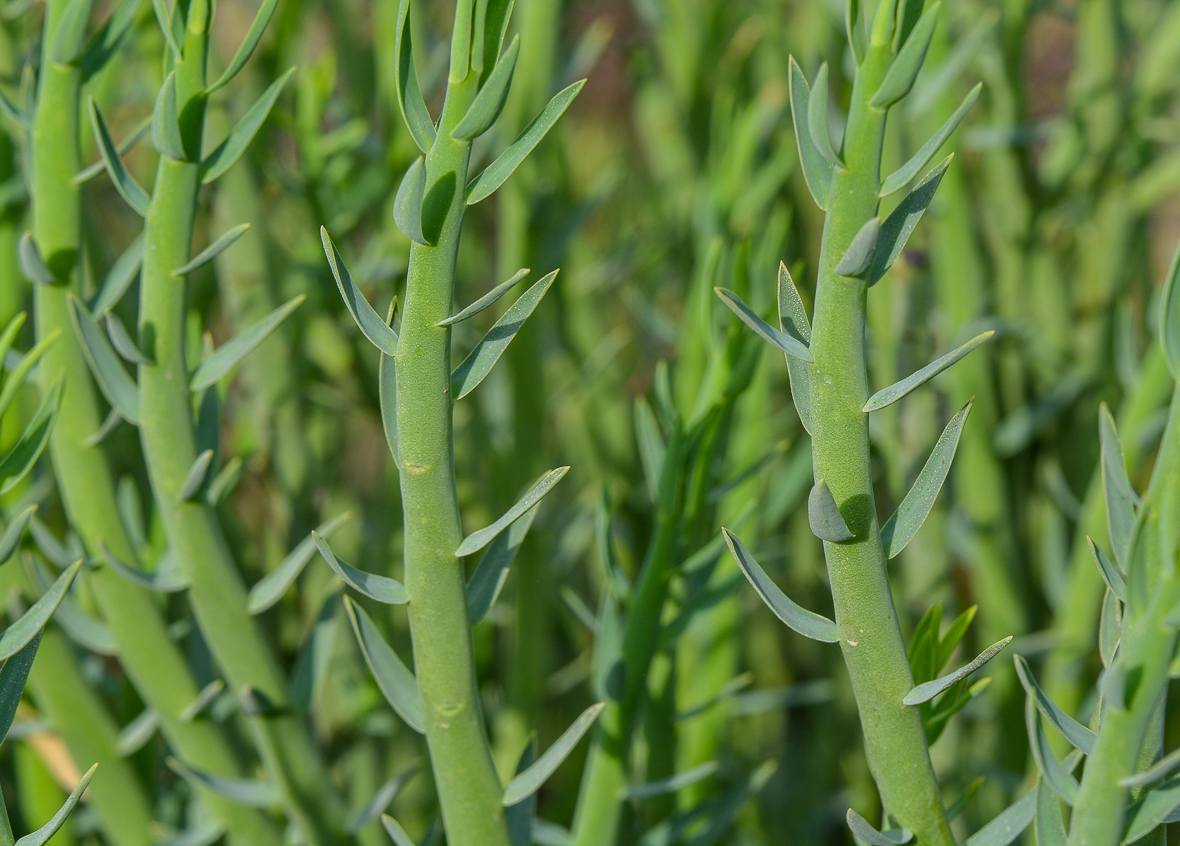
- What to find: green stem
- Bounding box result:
[808,38,953,846]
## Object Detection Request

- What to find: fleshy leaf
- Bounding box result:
[0,380,64,494]
[99,541,189,592]
[0,506,36,563]
[623,762,719,800]
[506,738,538,846]
[314,532,408,604]
[0,632,40,743]
[393,157,428,245]
[0,330,60,421]
[722,529,840,643]
[167,758,278,808]
[868,156,952,286]
[1123,776,1180,845]
[456,467,568,557]
[880,84,980,197]
[379,346,400,470]
[91,235,144,313]
[392,0,436,153]
[179,449,214,501]
[18,233,55,285]
[1099,587,1121,667]
[247,513,350,614]
[1012,655,1095,755]
[881,400,972,558]
[903,637,1011,705]
[835,218,880,277]
[190,295,303,390]
[778,263,813,432]
[116,708,159,756]
[104,312,151,365]
[151,0,181,58]
[466,81,585,205]
[152,72,184,160]
[88,98,150,216]
[68,297,141,424]
[1122,747,1180,789]
[715,287,812,362]
[808,479,854,543]
[206,0,281,93]
[1025,695,1078,805]
[321,227,399,356]
[50,0,95,64]
[1162,238,1180,378]
[1087,537,1127,602]
[0,561,82,660]
[962,790,1035,846]
[15,763,97,846]
[173,224,251,276]
[200,69,296,183]
[789,56,833,209]
[76,118,150,185]
[1099,405,1137,567]
[438,268,529,326]
[467,505,536,625]
[845,809,913,846]
[347,767,418,832]
[1034,778,1067,846]
[864,332,993,411]
[451,270,558,399]
[179,680,225,722]
[807,64,843,169]
[452,36,520,140]
[502,703,604,806]
[344,597,424,733]
[381,816,415,846]
[871,2,940,108]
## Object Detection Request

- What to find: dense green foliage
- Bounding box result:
[0,0,1176,843]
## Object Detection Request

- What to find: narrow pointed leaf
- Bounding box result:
[439,268,529,326]
[1099,587,1121,667]
[0,632,40,743]
[468,505,536,625]
[865,332,993,411]
[846,809,913,845]
[200,68,295,183]
[624,762,719,801]
[348,767,419,832]
[344,598,424,733]
[179,449,214,501]
[904,637,1011,705]
[190,295,303,390]
[0,561,82,660]
[1025,695,1078,805]
[722,529,840,642]
[467,81,585,205]
[1124,776,1180,845]
[452,35,520,139]
[715,287,812,361]
[1162,238,1180,378]
[379,348,400,470]
[151,0,181,58]
[91,235,144,313]
[290,592,340,711]
[321,227,399,356]
[166,758,278,808]
[1099,658,1126,711]
[0,89,29,130]
[76,118,150,184]
[845,0,866,62]
[881,400,972,558]
[392,0,435,153]
[869,156,952,286]
[0,329,61,421]
[248,513,350,613]
[507,738,537,846]
[393,157,428,245]
[0,315,24,370]
[15,763,97,846]
[807,64,843,168]
[456,467,567,557]
[314,532,407,603]
[1087,537,1126,602]
[778,262,813,432]
[0,506,36,563]
[880,84,980,197]
[103,312,150,365]
[835,218,880,277]
[116,708,159,756]
[99,541,188,592]
[1034,778,1067,846]
[789,56,833,209]
[88,98,150,216]
[152,72,184,160]
[963,790,1035,846]
[503,703,604,806]
[1122,747,1180,789]
[381,816,415,846]
[809,479,854,542]
[871,2,941,108]
[452,270,558,399]
[207,0,281,92]
[1100,405,1137,566]
[50,0,95,64]
[174,223,251,276]
[18,234,55,285]
[1012,655,1095,755]
[0,380,63,494]
[179,680,225,722]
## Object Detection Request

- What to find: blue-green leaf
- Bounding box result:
[835,218,880,277]
[76,118,150,185]
[1012,655,1095,755]
[152,72,184,160]
[99,541,189,593]
[151,0,181,58]
[50,0,95,64]
[68,296,141,424]
[174,223,251,276]
[1034,778,1067,846]
[247,513,350,614]
[0,330,60,421]
[103,312,151,365]
[379,346,400,470]
[881,400,972,558]
[179,449,214,501]
[0,632,40,743]
[381,816,416,846]
[456,467,567,557]
[904,637,1011,705]
[778,262,813,433]
[392,0,435,153]
[1099,405,1138,567]
[467,505,536,625]
[0,88,29,130]
[452,36,520,140]
[348,767,419,832]
[624,762,719,801]
[321,227,399,356]
[880,84,980,197]
[864,332,993,411]
[0,380,63,494]
[15,763,97,846]
[502,703,604,806]
[452,270,558,399]
[722,528,840,643]
[1087,537,1127,602]
[0,506,36,564]
[807,64,843,169]
[1099,587,1120,667]
[344,597,424,733]
[0,561,82,660]
[715,287,812,362]
[200,69,295,183]
[179,680,225,722]
[88,98,150,216]
[1123,776,1180,845]
[190,295,303,391]
[871,2,940,108]
[963,790,1035,846]
[789,56,833,209]
[507,738,537,846]
[1122,747,1180,789]
[314,532,408,604]
[438,268,529,327]
[1025,695,1078,805]
[393,157,428,245]
[845,809,913,845]
[116,708,159,757]
[808,479,854,543]
[466,81,585,205]
[80,0,145,81]
[206,0,281,93]
[91,235,144,313]
[167,758,278,808]
[868,156,952,286]
[1162,238,1180,378]
[18,234,55,285]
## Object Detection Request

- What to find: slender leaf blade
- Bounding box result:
[864,332,993,411]
[903,637,1011,705]
[173,224,251,276]
[1012,655,1095,755]
[880,84,980,197]
[206,0,281,93]
[845,809,913,846]
[452,36,520,140]
[393,157,428,245]
[314,532,408,604]
[778,262,813,432]
[152,72,184,160]
[502,703,604,806]
[789,56,833,209]
[0,561,82,660]
[467,506,536,625]
[15,763,97,846]
[68,295,140,423]
[438,268,529,326]
[835,217,880,277]
[456,467,567,557]
[190,295,303,390]
[715,287,812,361]
[321,227,399,356]
[344,598,424,733]
[0,632,40,743]
[871,2,940,108]
[963,790,1035,846]
[200,68,295,184]
[392,0,435,153]
[248,513,350,613]
[868,156,952,286]
[87,98,150,216]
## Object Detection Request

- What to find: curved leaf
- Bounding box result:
[167,758,278,808]
[452,35,520,140]
[502,703,604,806]
[835,217,880,277]
[864,332,992,411]
[871,2,940,108]
[456,467,567,556]
[88,98,150,216]
[903,637,1011,705]
[467,505,536,625]
[0,506,36,564]
[190,295,303,390]
[152,72,184,160]
[1162,237,1180,378]
[1025,695,1078,806]
[200,68,295,184]
[777,262,813,432]
[344,598,424,733]
[0,632,41,743]
[846,809,913,846]
[868,156,952,286]
[321,227,399,356]
[392,0,435,153]
[206,0,281,93]
[789,56,833,209]
[1087,537,1127,602]
[0,561,82,660]
[807,64,843,168]
[0,380,64,494]
[880,84,980,197]
[18,233,55,285]
[715,287,812,361]
[393,157,428,246]
[15,763,97,846]
[68,295,140,423]
[438,268,529,326]
[314,531,408,604]
[99,541,189,592]
[808,479,853,542]
[1012,655,1095,755]
[963,790,1035,846]
[247,513,350,614]
[173,223,251,276]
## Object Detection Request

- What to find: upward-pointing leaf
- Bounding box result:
[962,790,1035,846]
[502,703,604,806]
[871,2,941,108]
[1121,747,1180,789]
[392,0,436,153]
[150,0,181,59]
[152,72,184,160]
[808,480,853,542]
[1099,405,1137,567]
[15,762,97,846]
[206,0,281,93]
[864,331,993,411]
[1086,538,1126,602]
[807,64,843,169]
[393,157,428,245]
[166,758,279,808]
[173,224,251,276]
[1034,779,1067,846]
[68,296,140,424]
[778,263,813,433]
[200,68,296,183]
[379,344,400,470]
[247,513,351,614]
[104,312,151,364]
[722,529,840,643]
[835,217,880,277]
[456,467,568,557]
[88,98,150,216]
[880,83,980,197]
[438,269,530,326]
[715,287,812,361]
[1024,695,1078,805]
[18,233,55,285]
[344,598,424,733]
[321,227,400,356]
[0,632,41,743]
[789,56,833,209]
[452,35,521,140]
[0,560,82,660]
[76,118,151,184]
[467,81,585,205]
[881,400,972,558]
[1012,655,1095,755]
[50,0,95,64]
[314,532,408,604]
[845,809,913,845]
[190,295,304,390]
[451,270,558,399]
[868,155,952,286]
[467,505,537,625]
[1123,776,1180,846]
[903,637,1011,705]
[0,330,61,422]
[1162,237,1180,378]
[0,505,36,564]
[91,234,144,313]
